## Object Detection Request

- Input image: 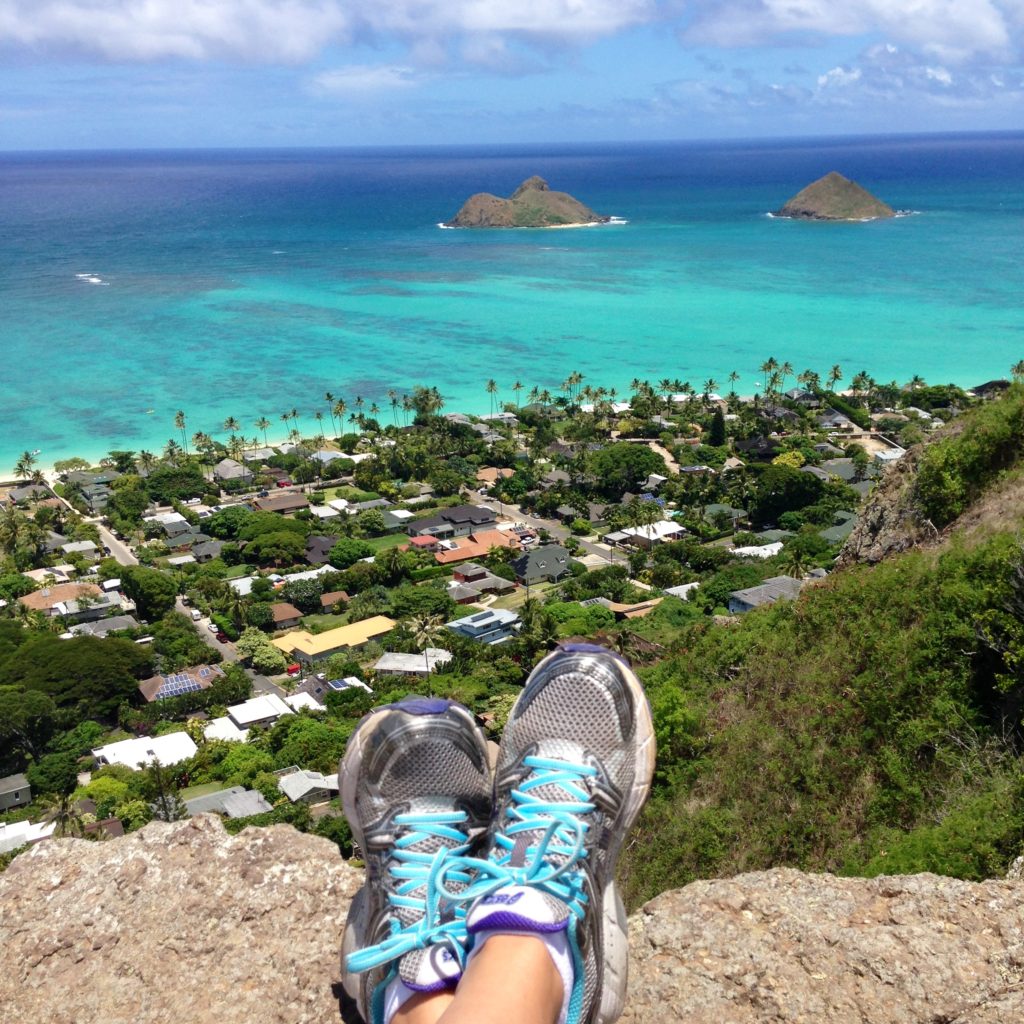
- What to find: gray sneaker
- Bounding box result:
[461,645,655,1024]
[340,697,492,1024]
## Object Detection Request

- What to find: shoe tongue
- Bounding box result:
[398,945,462,992]
[468,885,571,935]
[392,798,465,929]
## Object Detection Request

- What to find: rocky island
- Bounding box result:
[444,175,610,228]
[775,171,895,221]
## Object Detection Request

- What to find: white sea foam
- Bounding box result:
[437,222,455,229]
[606,216,628,225]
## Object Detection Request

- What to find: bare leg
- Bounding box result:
[435,935,563,1024]
[392,991,455,1024]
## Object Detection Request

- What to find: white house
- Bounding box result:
[227,694,294,729]
[92,733,198,770]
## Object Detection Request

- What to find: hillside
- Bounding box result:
[621,386,1024,906]
[445,175,609,227]
[1,817,1021,1024]
[776,171,895,220]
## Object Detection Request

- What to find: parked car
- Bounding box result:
[286,663,302,676]
[190,609,202,621]
[275,479,293,488]
[215,631,229,643]
[207,622,219,635]
[257,489,269,497]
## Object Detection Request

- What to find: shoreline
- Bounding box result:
[4,374,1006,481]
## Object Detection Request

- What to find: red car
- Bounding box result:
[276,479,293,488]
[286,663,302,676]
[215,631,229,643]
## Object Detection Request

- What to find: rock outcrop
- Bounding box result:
[2,817,1022,1024]
[445,176,609,228]
[776,171,895,221]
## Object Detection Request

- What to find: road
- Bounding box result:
[96,523,138,566]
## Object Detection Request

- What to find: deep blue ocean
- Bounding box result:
[2,132,1022,472]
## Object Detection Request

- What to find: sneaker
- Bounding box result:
[340,697,492,1024]
[459,644,655,1024]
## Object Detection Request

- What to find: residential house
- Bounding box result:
[351,497,392,513]
[728,576,804,614]
[818,408,857,431]
[819,511,858,545]
[308,504,342,522]
[293,675,371,703]
[284,692,324,713]
[93,732,198,770]
[227,694,294,729]
[0,773,31,812]
[373,648,454,677]
[203,717,249,743]
[319,590,349,611]
[732,541,784,559]
[271,615,397,664]
[382,508,415,532]
[476,467,514,485]
[277,769,339,804]
[68,614,140,638]
[0,818,56,855]
[6,483,53,505]
[703,503,748,530]
[446,608,520,645]
[213,458,253,485]
[185,787,272,819]
[253,492,310,515]
[511,544,572,585]
[733,436,784,460]
[433,528,520,566]
[242,446,278,463]
[800,466,832,482]
[138,664,224,703]
[18,582,104,618]
[270,602,303,630]
[875,447,906,466]
[144,510,194,541]
[65,469,121,512]
[784,387,820,407]
[605,520,685,549]
[813,442,846,456]
[539,469,571,490]
[663,582,701,601]
[407,504,496,540]
[304,534,338,566]
[192,539,225,563]
[60,539,99,562]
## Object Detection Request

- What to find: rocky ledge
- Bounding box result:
[776,171,895,221]
[1,816,1022,1024]
[445,175,609,228]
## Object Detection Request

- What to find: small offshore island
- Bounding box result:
[775,171,896,221]
[444,175,611,228]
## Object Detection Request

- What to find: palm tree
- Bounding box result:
[1012,360,1024,383]
[728,371,740,396]
[410,613,445,696]
[174,410,189,455]
[137,450,157,475]
[223,415,240,439]
[779,362,794,392]
[906,374,926,392]
[255,417,271,446]
[702,379,718,406]
[511,380,524,409]
[0,504,25,554]
[40,792,86,838]
[324,391,337,437]
[313,410,325,443]
[13,450,37,480]
[485,378,498,418]
[827,364,843,392]
[759,357,779,392]
[388,389,400,427]
[163,439,182,463]
[333,399,348,432]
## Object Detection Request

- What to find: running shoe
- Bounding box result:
[340,697,492,1024]
[456,644,655,1024]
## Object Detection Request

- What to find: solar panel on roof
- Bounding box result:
[199,667,209,677]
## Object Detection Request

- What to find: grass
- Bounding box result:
[491,581,557,610]
[301,613,346,634]
[321,485,380,503]
[180,782,229,800]
[222,563,254,579]
[365,533,409,552]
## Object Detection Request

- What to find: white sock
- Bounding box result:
[467,929,574,1024]
[382,977,417,1024]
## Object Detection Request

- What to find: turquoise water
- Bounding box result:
[2,133,1023,473]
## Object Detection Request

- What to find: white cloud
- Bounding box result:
[817,66,862,88]
[311,64,420,95]
[0,0,659,64]
[682,0,1019,64]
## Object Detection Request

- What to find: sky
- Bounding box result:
[1,1,1022,150]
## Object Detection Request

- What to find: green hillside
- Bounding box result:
[622,386,1024,907]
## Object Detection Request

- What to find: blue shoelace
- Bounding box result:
[345,809,475,975]
[442,754,599,919]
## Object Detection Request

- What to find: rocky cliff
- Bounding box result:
[2,816,1022,1024]
[445,176,609,228]
[776,172,895,221]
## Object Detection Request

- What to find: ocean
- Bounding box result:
[2,132,1023,473]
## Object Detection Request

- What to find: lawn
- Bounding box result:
[321,485,380,503]
[366,533,408,552]
[223,563,255,579]
[180,782,228,800]
[491,581,557,610]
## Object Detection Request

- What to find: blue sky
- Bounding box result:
[1,1,1022,150]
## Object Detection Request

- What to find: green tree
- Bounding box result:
[121,565,179,621]
[26,751,80,798]
[708,407,727,447]
[0,687,56,760]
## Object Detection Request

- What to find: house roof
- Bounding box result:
[92,733,198,770]
[373,649,454,675]
[476,467,515,483]
[19,582,102,612]
[512,544,571,580]
[304,535,338,565]
[730,575,803,608]
[278,770,339,802]
[203,717,249,743]
[138,664,223,702]
[253,492,310,514]
[284,692,324,712]
[185,786,273,819]
[409,504,496,536]
[447,608,520,631]
[621,521,684,542]
[271,615,397,658]
[320,590,349,608]
[270,602,303,624]
[0,773,29,796]
[227,693,294,727]
[69,614,140,638]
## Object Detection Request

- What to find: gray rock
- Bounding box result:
[1,820,1022,1024]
